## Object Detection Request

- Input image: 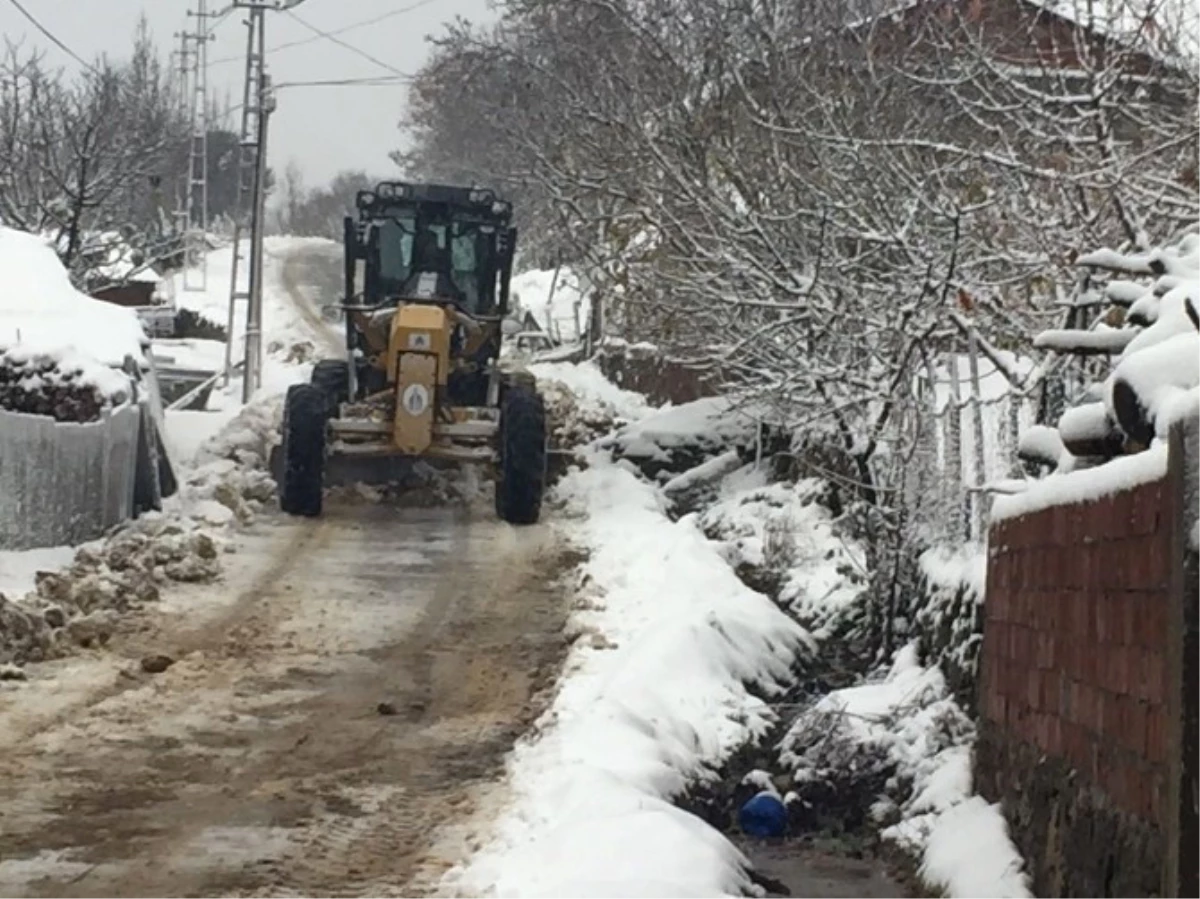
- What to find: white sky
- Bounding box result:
[0,0,495,188]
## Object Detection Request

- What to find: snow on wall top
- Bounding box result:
[992,441,1168,520]
[0,227,145,398]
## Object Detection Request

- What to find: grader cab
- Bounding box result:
[278,182,548,524]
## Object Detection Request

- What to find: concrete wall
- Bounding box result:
[0,405,140,552]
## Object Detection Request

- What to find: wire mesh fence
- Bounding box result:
[0,404,140,551]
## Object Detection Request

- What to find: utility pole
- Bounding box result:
[229,0,306,400]
[244,74,275,400]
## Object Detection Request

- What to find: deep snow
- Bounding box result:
[0,227,145,398]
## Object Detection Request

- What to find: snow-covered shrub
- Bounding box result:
[906,546,986,716]
[697,478,869,639]
[778,643,1029,896]
[599,395,778,481]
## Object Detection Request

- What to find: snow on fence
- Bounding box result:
[0,404,140,551]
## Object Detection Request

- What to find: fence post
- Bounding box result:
[945,350,968,540]
[966,330,988,541]
[1165,412,1199,896]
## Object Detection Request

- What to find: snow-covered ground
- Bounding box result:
[160,235,342,465]
[509,267,589,343]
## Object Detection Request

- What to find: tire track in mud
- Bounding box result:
[0,502,573,899]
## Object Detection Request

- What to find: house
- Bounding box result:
[829,0,1184,66]
[80,232,165,309]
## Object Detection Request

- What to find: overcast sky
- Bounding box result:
[0,0,495,188]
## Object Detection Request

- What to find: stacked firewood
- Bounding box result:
[0,351,112,423]
[1020,233,1199,471]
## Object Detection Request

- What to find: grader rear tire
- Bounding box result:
[311,359,350,416]
[280,384,326,517]
[495,384,547,525]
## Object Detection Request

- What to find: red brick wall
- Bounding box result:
[982,477,1174,828]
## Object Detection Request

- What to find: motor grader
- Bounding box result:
[277,181,548,524]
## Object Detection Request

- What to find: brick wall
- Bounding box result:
[977,477,1176,896]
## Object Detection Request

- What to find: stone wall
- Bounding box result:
[977,477,1178,896]
[593,340,716,406]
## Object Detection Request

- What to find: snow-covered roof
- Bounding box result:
[0,227,146,396]
[78,231,162,285]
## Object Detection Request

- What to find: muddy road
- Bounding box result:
[0,243,572,898]
[0,500,569,898]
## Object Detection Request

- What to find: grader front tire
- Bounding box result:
[495,384,547,525]
[280,384,327,517]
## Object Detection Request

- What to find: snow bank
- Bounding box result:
[443,459,812,897]
[780,643,1030,899]
[0,227,144,401]
[0,392,286,668]
[531,359,653,450]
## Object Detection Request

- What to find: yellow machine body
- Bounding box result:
[389,303,451,454]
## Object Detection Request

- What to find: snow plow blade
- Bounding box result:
[269,443,416,490]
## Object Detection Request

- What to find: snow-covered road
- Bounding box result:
[0,243,572,898]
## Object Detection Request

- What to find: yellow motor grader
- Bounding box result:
[278,181,548,524]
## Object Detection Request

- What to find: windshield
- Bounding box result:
[374,215,494,314]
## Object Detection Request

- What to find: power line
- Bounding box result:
[277,75,413,87]
[281,8,409,78]
[208,0,438,67]
[5,0,95,72]
[218,74,412,120]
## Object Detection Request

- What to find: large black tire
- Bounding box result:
[311,359,350,415]
[495,383,547,525]
[280,384,326,517]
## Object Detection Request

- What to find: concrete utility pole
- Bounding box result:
[229,0,306,401]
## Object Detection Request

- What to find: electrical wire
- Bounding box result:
[217,74,412,121]
[276,75,412,88]
[280,8,409,78]
[208,0,439,67]
[5,0,95,72]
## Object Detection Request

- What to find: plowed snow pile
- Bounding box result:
[0,395,285,670]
